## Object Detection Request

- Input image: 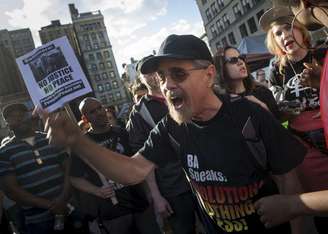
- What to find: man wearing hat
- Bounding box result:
[127,55,196,234]
[44,34,312,233]
[0,103,71,234]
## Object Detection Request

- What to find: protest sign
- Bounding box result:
[16,36,92,112]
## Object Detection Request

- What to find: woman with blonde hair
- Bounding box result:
[259,7,327,233]
[261,7,324,108]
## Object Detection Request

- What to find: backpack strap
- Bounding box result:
[139,102,156,128]
[220,94,269,178]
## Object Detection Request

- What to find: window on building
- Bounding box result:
[91,33,97,41]
[210,25,218,38]
[112,80,118,89]
[98,31,105,39]
[107,61,113,68]
[105,82,111,91]
[216,19,224,32]
[241,0,252,11]
[99,63,105,69]
[104,51,110,58]
[100,95,107,104]
[215,41,221,50]
[233,4,243,18]
[239,23,249,38]
[205,9,212,21]
[94,43,99,49]
[221,37,228,46]
[247,17,258,33]
[108,94,114,101]
[97,84,104,92]
[96,52,102,60]
[83,34,89,41]
[109,71,115,78]
[201,0,207,5]
[91,64,98,71]
[115,91,122,100]
[102,72,108,79]
[86,45,92,51]
[88,54,95,61]
[211,2,218,15]
[100,42,107,47]
[228,32,237,45]
[217,0,224,8]
[256,9,264,22]
[95,74,101,81]
[222,14,230,27]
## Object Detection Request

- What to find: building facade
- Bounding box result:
[69,4,129,110]
[0,28,34,110]
[0,28,35,58]
[196,0,272,54]
[0,45,31,139]
[39,20,81,56]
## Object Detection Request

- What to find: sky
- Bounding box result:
[0,0,205,74]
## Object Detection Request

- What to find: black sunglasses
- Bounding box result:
[157,66,207,84]
[224,54,246,64]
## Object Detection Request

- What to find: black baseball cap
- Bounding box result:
[135,55,154,73]
[140,34,213,74]
[2,103,28,120]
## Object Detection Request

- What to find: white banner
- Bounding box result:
[16,36,92,112]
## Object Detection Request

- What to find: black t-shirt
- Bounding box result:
[269,48,326,109]
[139,98,306,233]
[70,127,148,219]
[126,95,190,198]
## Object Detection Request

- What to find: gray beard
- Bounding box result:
[168,102,193,125]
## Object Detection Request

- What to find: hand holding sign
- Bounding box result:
[36,107,82,148]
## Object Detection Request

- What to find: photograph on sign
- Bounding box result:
[16,36,92,112]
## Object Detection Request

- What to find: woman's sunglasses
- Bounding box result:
[157,66,208,84]
[224,54,246,64]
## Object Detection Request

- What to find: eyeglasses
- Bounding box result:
[157,67,208,84]
[224,55,246,64]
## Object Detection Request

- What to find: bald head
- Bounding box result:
[79,97,100,115]
[79,97,109,131]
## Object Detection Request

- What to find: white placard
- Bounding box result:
[16,36,92,112]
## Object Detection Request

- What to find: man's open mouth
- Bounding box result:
[168,92,184,110]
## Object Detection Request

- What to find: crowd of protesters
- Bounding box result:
[0,1,328,234]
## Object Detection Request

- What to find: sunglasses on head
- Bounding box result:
[157,66,208,84]
[224,54,246,64]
